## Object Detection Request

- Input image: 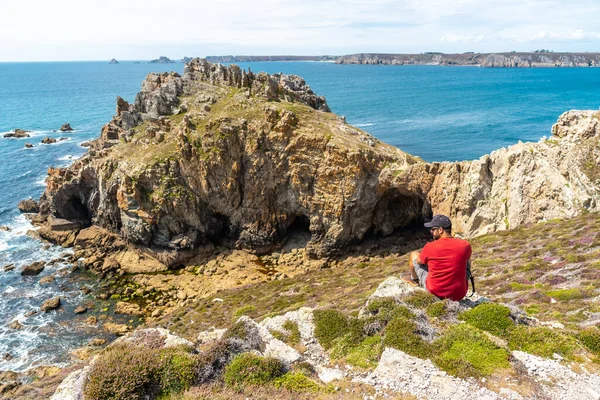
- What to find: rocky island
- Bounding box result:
[4,58,600,399]
[149,56,175,64]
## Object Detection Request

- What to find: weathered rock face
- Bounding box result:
[37,59,422,259]
[383,110,600,236]
[35,58,600,261]
[18,198,39,213]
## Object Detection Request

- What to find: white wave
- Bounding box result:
[6,214,35,236]
[58,154,80,161]
[354,123,374,127]
[35,177,47,186]
[0,239,8,252]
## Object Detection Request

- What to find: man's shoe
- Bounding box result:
[401,274,419,287]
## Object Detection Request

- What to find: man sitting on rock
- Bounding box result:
[404,214,472,301]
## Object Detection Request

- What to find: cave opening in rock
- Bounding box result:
[60,196,92,226]
[283,214,311,251]
[368,190,429,239]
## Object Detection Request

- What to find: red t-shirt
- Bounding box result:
[420,237,471,301]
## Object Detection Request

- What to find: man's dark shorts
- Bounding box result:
[412,258,429,290]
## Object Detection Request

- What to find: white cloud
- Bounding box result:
[1,0,600,61]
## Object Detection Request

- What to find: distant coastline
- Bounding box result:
[206,52,600,67]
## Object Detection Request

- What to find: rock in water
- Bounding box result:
[21,261,45,276]
[59,123,73,132]
[17,198,39,213]
[41,297,61,312]
[24,143,33,148]
[109,58,119,64]
[8,320,23,330]
[3,129,30,138]
[41,137,57,144]
[39,275,55,284]
[74,306,87,314]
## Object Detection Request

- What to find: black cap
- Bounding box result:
[424,214,452,229]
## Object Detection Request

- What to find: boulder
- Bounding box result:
[41,137,57,144]
[59,123,73,132]
[0,225,10,231]
[18,199,39,213]
[74,306,87,314]
[41,296,61,312]
[103,322,132,336]
[3,264,15,272]
[21,261,45,276]
[24,143,33,148]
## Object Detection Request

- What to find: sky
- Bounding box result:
[1,0,600,61]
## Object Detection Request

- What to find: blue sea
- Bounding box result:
[1,60,600,371]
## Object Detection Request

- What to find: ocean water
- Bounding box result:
[1,60,600,371]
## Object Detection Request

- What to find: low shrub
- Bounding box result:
[313,309,350,349]
[84,344,198,400]
[223,353,285,387]
[404,291,440,309]
[272,320,302,346]
[365,298,414,324]
[545,288,589,301]
[426,301,447,318]
[434,324,511,378]
[273,372,321,392]
[232,305,257,319]
[458,303,515,337]
[330,318,366,358]
[344,336,383,369]
[383,316,432,359]
[508,326,578,358]
[577,327,600,356]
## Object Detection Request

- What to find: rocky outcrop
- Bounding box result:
[18,198,39,213]
[3,129,30,138]
[41,137,57,144]
[34,59,600,263]
[383,110,600,237]
[36,58,419,259]
[60,123,73,132]
[336,52,600,67]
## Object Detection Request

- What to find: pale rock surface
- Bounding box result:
[512,351,600,400]
[49,366,89,400]
[356,348,503,400]
[236,316,302,365]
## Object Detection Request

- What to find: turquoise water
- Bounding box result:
[1,61,600,370]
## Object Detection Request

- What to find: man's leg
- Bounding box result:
[409,251,420,280]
